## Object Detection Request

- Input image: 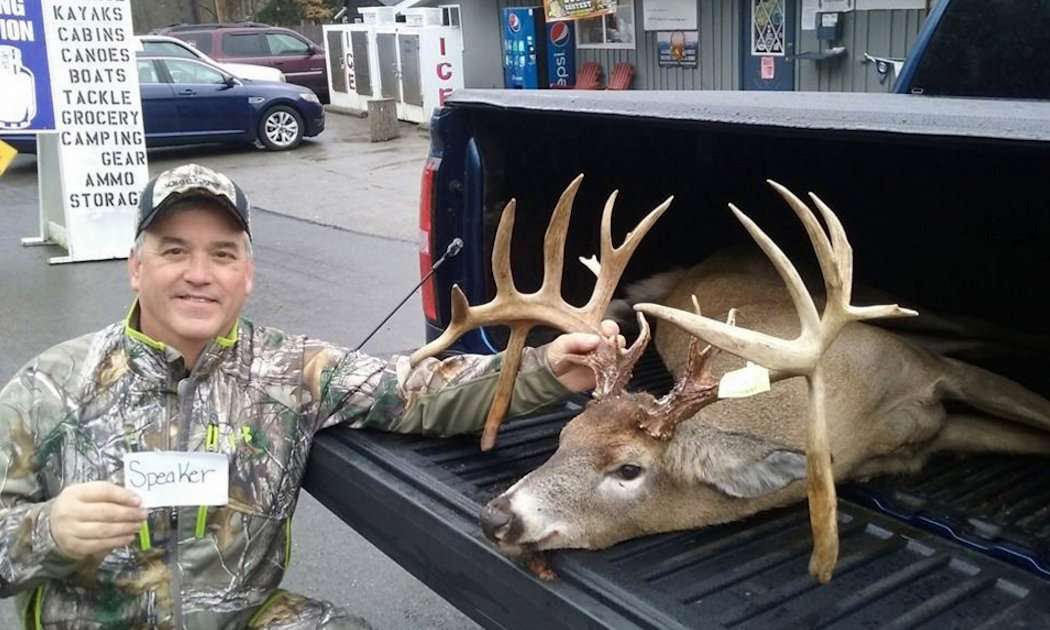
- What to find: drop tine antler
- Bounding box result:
[562,310,652,400]
[638,305,738,441]
[635,180,918,583]
[409,174,672,451]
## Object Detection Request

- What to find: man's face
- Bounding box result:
[128,202,254,355]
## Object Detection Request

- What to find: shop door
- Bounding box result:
[327,30,347,94]
[377,33,400,99]
[398,34,423,107]
[350,30,372,96]
[742,0,795,90]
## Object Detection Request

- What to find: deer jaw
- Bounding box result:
[481,396,673,553]
[479,395,808,554]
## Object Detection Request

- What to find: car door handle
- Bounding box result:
[178,88,196,96]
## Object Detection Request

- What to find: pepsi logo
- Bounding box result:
[508,12,521,32]
[549,21,570,47]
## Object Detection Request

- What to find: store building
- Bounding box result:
[493,0,933,92]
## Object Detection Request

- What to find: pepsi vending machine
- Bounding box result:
[502,7,543,89]
[502,7,576,89]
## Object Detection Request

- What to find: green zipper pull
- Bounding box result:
[195,424,220,539]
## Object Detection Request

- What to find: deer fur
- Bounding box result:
[479,243,1050,556]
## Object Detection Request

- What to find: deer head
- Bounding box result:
[461,180,917,583]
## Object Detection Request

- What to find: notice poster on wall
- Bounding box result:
[802,0,819,30]
[644,0,697,31]
[544,0,617,22]
[656,30,697,67]
[761,55,774,78]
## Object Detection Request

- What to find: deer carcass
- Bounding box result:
[411,176,1050,583]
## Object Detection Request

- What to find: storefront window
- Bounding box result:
[576,1,635,49]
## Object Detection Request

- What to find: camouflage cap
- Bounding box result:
[137,163,251,239]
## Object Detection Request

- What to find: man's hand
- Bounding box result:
[49,482,148,559]
[546,320,625,392]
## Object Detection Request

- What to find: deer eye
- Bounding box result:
[615,464,643,481]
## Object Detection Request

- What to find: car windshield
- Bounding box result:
[164,59,227,84]
[141,41,199,60]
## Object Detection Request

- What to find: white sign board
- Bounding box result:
[420,27,464,120]
[818,0,855,11]
[643,0,697,31]
[21,0,147,264]
[856,0,927,9]
[123,452,230,508]
[802,0,819,29]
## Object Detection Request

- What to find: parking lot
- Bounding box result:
[0,112,481,629]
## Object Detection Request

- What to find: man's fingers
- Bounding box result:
[72,482,143,507]
[69,520,143,540]
[75,535,138,556]
[66,501,147,524]
[72,503,149,524]
[599,320,620,337]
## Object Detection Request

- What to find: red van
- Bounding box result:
[157,23,329,103]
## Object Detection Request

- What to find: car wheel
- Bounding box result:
[258,105,304,151]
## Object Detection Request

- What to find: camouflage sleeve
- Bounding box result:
[0,362,81,596]
[304,342,573,436]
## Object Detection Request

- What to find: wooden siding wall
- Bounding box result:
[795,7,929,92]
[494,1,931,93]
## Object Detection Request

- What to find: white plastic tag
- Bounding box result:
[123,451,229,508]
[717,362,771,399]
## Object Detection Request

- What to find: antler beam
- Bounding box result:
[409,174,672,451]
[635,180,917,583]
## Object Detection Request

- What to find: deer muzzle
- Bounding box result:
[479,495,521,543]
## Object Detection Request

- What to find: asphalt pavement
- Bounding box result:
[0,113,481,629]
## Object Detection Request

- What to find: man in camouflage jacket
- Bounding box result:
[0,164,618,629]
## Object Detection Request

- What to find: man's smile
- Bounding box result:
[173,293,219,305]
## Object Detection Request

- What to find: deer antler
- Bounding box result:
[635,180,918,584]
[409,174,672,451]
[638,300,739,440]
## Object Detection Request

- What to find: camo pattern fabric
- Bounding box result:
[0,310,569,629]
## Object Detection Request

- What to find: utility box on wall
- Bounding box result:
[817,12,843,42]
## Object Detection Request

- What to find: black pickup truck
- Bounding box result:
[303,2,1050,627]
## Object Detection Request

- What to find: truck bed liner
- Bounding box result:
[303,349,1050,629]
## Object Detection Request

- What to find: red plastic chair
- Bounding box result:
[574,61,603,90]
[607,62,634,90]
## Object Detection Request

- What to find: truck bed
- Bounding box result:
[303,347,1050,629]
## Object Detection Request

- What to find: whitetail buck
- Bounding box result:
[410,176,1050,583]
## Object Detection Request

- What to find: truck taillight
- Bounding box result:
[419,156,441,321]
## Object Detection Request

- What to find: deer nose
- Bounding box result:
[480,496,515,541]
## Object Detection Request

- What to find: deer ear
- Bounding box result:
[668,427,806,498]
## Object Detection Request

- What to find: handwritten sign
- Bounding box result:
[123,452,229,508]
[718,362,771,399]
